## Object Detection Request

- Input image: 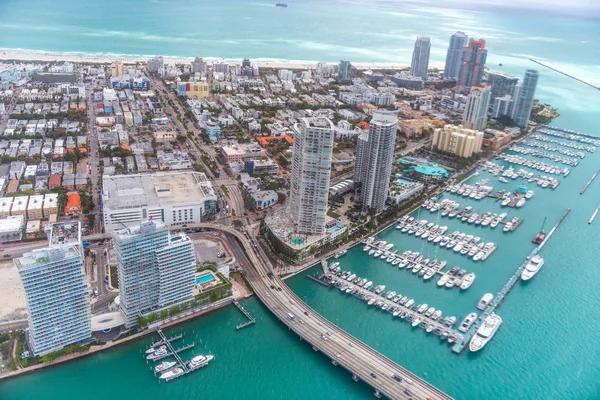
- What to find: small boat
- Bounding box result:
[399,296,408,305]
[367,298,376,305]
[516,198,526,208]
[458,312,478,333]
[405,299,415,308]
[417,304,428,313]
[424,307,435,317]
[499,177,508,183]
[431,310,442,320]
[147,346,169,360]
[335,249,347,258]
[437,274,449,286]
[426,325,434,333]
[412,317,421,327]
[473,251,485,261]
[146,345,165,355]
[362,245,371,252]
[477,293,494,310]
[460,273,475,290]
[445,277,456,288]
[443,316,456,326]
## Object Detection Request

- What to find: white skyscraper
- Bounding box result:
[114,220,196,328]
[15,222,91,356]
[410,35,431,79]
[289,117,335,235]
[354,110,399,212]
[462,84,492,131]
[512,69,539,129]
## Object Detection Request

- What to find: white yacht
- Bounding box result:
[155,361,176,373]
[405,299,415,308]
[469,313,503,352]
[188,354,214,369]
[417,304,428,313]
[458,313,478,333]
[437,274,449,286]
[521,254,544,281]
[159,367,184,380]
[460,273,475,290]
[147,346,168,360]
[477,293,494,310]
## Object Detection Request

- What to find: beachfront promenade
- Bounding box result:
[2,223,451,399]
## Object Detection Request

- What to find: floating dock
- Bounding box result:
[233,301,256,330]
[580,168,600,195]
[307,274,332,287]
[452,208,571,354]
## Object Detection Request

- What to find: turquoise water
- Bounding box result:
[195,274,215,285]
[291,238,305,245]
[328,226,342,233]
[1,1,600,399]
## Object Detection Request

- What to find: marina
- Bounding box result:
[146,329,213,382]
[320,265,464,344]
[393,217,497,261]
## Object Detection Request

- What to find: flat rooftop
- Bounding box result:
[49,221,81,247]
[15,245,81,272]
[103,171,216,210]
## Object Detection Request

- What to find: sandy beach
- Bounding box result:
[0,50,446,71]
[0,261,27,321]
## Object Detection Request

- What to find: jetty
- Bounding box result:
[233,301,256,330]
[580,167,600,195]
[529,58,600,91]
[151,329,195,363]
[452,208,571,354]
[589,205,600,224]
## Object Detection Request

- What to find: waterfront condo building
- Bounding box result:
[512,69,539,129]
[289,117,335,235]
[457,39,488,93]
[462,84,492,131]
[114,220,196,328]
[147,56,164,74]
[111,60,124,77]
[410,35,431,79]
[14,222,91,356]
[354,110,399,212]
[443,31,468,79]
[102,171,217,232]
[487,71,519,101]
[431,125,484,158]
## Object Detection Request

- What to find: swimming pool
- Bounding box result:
[195,274,215,285]
[327,225,341,233]
[291,237,304,245]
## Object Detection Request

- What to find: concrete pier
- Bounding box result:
[580,168,600,195]
[233,301,256,330]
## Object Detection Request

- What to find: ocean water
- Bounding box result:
[1,1,600,399]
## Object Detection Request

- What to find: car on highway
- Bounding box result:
[370,373,377,378]
[392,374,402,382]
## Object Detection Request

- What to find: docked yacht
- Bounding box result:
[367,298,376,305]
[437,274,449,286]
[477,293,494,310]
[362,245,371,252]
[499,177,508,183]
[155,361,176,373]
[364,281,373,290]
[188,354,214,369]
[459,313,478,333]
[469,313,503,352]
[147,346,168,360]
[386,291,397,300]
[335,249,347,258]
[159,367,184,380]
[516,198,526,208]
[405,299,415,308]
[424,307,435,317]
[521,254,544,281]
[416,303,428,313]
[460,273,475,290]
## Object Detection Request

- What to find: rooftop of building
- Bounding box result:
[49,221,81,247]
[113,219,168,240]
[0,215,24,233]
[103,171,216,210]
[15,245,81,272]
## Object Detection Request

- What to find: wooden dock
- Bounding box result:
[452,208,571,354]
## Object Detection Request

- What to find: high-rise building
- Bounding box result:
[191,57,208,74]
[410,35,431,79]
[338,60,353,83]
[487,71,519,101]
[431,125,484,158]
[492,95,514,119]
[512,69,539,129]
[111,61,124,77]
[457,39,488,92]
[114,220,196,328]
[147,56,164,74]
[14,222,91,356]
[354,110,399,212]
[443,31,468,79]
[462,84,492,131]
[289,117,335,235]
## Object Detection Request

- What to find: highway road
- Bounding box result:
[86,91,103,234]
[218,225,452,400]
